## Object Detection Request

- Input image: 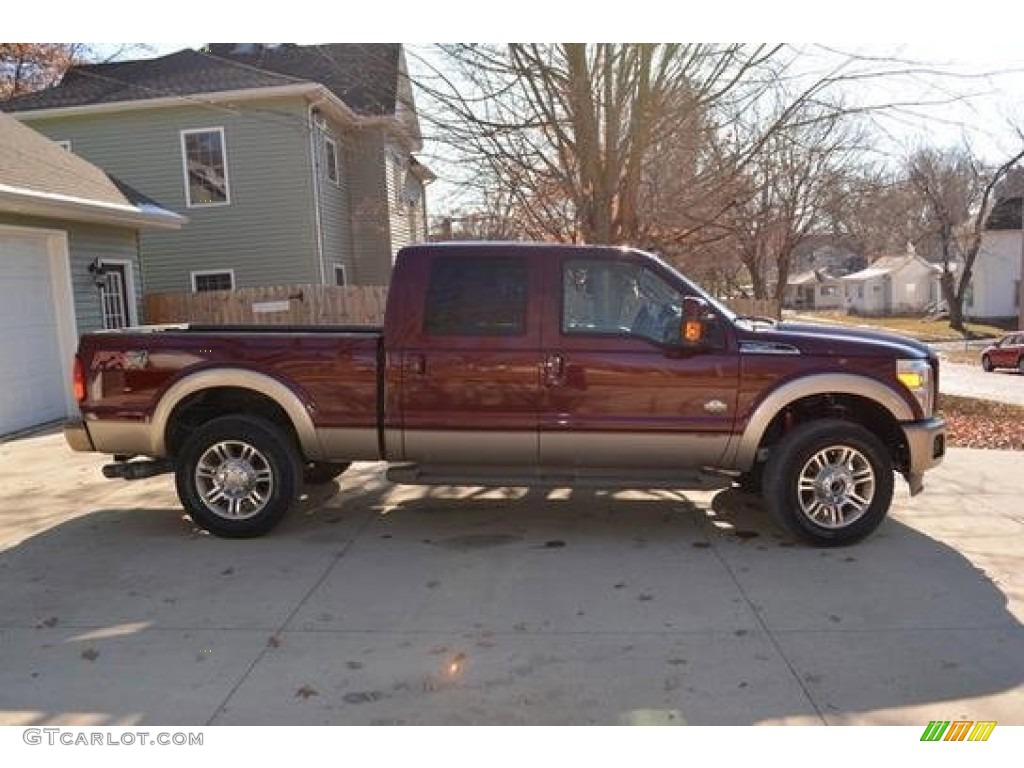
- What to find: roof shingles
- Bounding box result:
[0,112,134,206]
[1,44,400,117]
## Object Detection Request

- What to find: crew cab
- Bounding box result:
[64,243,946,545]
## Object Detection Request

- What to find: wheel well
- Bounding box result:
[165,387,302,459]
[754,393,909,473]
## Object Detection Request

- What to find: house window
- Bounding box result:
[191,270,235,292]
[334,264,347,286]
[424,257,527,336]
[389,148,407,206]
[181,127,230,206]
[56,140,72,152]
[325,137,340,185]
[820,285,837,297]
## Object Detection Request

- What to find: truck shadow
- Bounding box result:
[0,474,1019,726]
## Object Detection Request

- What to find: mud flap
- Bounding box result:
[904,471,924,497]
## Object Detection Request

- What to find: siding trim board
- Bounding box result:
[13,84,346,122]
[0,183,185,230]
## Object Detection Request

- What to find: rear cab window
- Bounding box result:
[423,257,528,337]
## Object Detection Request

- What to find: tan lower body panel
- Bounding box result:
[540,431,732,469]
[316,427,381,462]
[396,430,730,470]
[87,420,155,457]
[402,430,537,465]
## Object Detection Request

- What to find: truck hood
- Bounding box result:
[742,321,934,360]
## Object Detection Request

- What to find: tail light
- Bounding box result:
[73,356,86,403]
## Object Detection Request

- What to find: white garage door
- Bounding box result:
[0,231,72,436]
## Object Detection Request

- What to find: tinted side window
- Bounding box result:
[424,257,528,336]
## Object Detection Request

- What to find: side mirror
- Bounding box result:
[680,296,708,347]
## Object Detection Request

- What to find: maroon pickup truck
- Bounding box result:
[64,242,946,545]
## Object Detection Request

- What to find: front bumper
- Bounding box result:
[901,416,946,495]
[64,419,95,453]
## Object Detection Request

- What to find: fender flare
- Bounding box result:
[150,368,323,459]
[726,372,914,470]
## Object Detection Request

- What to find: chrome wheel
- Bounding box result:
[195,440,274,520]
[796,445,875,529]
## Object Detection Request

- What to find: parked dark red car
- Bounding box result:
[981,333,1024,373]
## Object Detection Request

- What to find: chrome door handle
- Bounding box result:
[407,353,426,375]
[543,353,565,384]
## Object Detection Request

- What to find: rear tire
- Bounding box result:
[303,461,351,485]
[1018,357,1024,374]
[982,354,994,372]
[175,415,301,538]
[763,419,894,546]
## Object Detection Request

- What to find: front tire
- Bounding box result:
[175,415,301,538]
[763,419,894,546]
[982,354,994,372]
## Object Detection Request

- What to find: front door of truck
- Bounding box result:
[397,252,543,465]
[539,255,740,469]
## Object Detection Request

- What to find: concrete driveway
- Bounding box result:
[0,429,1021,726]
[938,360,1024,406]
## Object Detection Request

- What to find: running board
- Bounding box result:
[386,463,723,490]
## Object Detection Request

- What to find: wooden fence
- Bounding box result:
[144,285,390,326]
[144,284,780,327]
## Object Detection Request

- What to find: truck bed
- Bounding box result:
[76,325,384,459]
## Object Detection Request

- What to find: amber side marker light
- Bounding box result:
[73,356,86,403]
[897,370,926,389]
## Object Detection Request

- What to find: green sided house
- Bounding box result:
[1,43,432,294]
[0,114,183,436]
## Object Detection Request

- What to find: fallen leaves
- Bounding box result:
[939,395,1024,451]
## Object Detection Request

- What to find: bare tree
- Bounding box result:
[906,143,1024,331]
[0,43,154,101]
[416,44,785,245]
[0,44,90,99]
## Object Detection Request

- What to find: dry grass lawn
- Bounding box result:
[792,311,1007,341]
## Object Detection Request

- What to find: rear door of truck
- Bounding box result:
[388,248,544,465]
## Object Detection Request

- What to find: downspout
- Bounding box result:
[308,100,327,286]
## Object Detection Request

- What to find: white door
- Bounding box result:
[0,231,72,436]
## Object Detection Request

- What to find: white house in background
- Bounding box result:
[783,269,844,310]
[964,195,1022,320]
[841,248,942,315]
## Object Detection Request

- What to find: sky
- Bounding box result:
[15,4,1024,211]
